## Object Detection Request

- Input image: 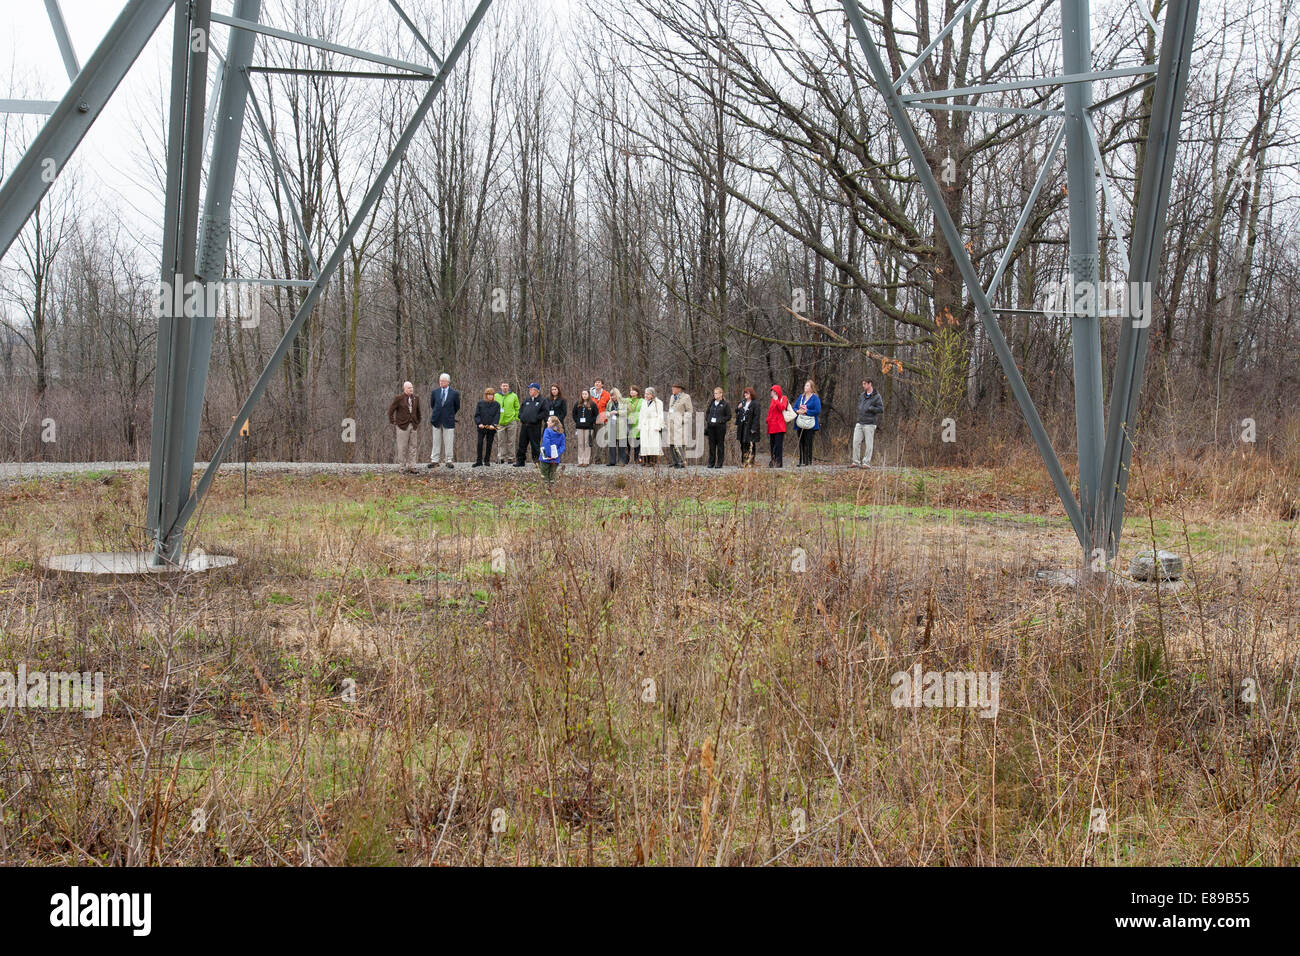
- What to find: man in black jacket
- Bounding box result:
[852,378,884,468]
[704,387,731,468]
[428,373,460,469]
[514,382,546,466]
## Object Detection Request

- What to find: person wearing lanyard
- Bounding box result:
[704,387,731,468]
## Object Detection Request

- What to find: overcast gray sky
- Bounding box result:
[1,1,579,263]
[5,1,1293,280]
[4,2,171,246]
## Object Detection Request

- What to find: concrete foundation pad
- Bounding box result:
[1129,548,1184,581]
[41,551,237,575]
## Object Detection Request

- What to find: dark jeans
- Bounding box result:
[706,427,726,466]
[516,422,541,464]
[475,429,495,464]
[769,431,785,466]
[608,438,629,465]
[798,427,815,465]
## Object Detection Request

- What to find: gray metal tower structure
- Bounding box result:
[0,0,492,565]
[841,0,1197,564]
[0,1,1193,567]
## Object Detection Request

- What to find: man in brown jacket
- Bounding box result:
[388,381,422,472]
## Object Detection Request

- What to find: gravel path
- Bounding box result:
[0,460,883,482]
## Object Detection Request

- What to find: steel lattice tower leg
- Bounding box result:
[147,0,212,564]
[1061,0,1105,558]
[842,0,1198,560]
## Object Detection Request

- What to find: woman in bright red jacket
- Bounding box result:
[766,384,790,468]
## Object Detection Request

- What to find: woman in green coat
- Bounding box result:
[625,386,644,463]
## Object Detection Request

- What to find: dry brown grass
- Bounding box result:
[0,452,1297,865]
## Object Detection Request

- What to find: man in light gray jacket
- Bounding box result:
[667,383,694,469]
[852,378,884,468]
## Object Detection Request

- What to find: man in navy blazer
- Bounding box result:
[427,372,460,469]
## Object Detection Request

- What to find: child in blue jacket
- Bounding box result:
[539,415,566,484]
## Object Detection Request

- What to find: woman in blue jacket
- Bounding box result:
[539,415,566,485]
[794,379,821,467]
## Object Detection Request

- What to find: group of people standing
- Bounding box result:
[387,374,885,477]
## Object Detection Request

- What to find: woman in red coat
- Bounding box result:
[766,384,790,468]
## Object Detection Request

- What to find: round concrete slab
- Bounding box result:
[41,551,237,575]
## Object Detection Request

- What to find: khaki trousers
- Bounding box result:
[429,426,455,464]
[574,429,592,464]
[852,423,877,466]
[395,425,418,469]
[497,420,519,462]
